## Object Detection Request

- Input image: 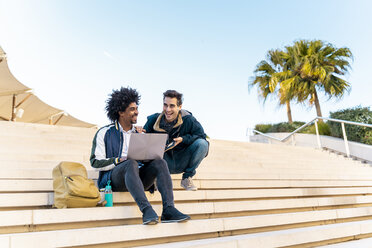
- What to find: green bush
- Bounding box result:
[361,130,372,145]
[302,122,331,136]
[329,106,372,143]
[253,106,372,145]
[269,121,305,133]
[254,124,272,133]
[254,122,306,133]
[254,121,330,136]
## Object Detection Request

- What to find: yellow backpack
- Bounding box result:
[52,161,101,208]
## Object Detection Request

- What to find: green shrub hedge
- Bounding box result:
[254,121,331,135]
[254,106,372,145]
[255,122,304,133]
[302,121,331,136]
[254,124,272,133]
[329,106,372,143]
[362,130,372,145]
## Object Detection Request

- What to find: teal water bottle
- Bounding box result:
[105,180,113,207]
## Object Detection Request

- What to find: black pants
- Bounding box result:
[110,159,174,212]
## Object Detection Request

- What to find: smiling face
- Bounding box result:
[163,97,181,122]
[118,102,138,129]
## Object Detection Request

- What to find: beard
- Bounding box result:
[130,115,138,124]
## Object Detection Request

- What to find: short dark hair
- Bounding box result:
[106,87,140,122]
[163,90,183,106]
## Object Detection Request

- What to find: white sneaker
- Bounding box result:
[180,177,197,191]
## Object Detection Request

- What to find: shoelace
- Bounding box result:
[186,178,193,187]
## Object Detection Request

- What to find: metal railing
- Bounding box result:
[252,116,372,158]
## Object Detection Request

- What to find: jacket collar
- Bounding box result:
[115,121,119,131]
[115,120,136,133]
[153,112,183,132]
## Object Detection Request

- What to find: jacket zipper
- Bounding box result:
[58,165,69,192]
[119,131,123,158]
[64,174,89,180]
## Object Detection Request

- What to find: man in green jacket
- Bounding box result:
[144,90,209,191]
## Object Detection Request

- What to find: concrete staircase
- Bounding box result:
[1,121,372,247]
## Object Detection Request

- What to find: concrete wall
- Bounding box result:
[250,133,372,163]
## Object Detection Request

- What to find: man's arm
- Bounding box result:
[180,117,206,145]
[90,127,120,171]
[143,115,156,133]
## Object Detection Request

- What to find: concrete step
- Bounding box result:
[0,131,94,141]
[0,160,90,170]
[137,219,372,248]
[319,237,372,247]
[0,121,97,135]
[201,158,366,168]
[5,146,351,165]
[0,128,357,165]
[3,197,372,231]
[197,165,372,175]
[0,152,91,162]
[2,163,369,177]
[0,158,367,172]
[212,141,341,156]
[207,153,357,164]
[1,139,357,161]
[3,168,372,181]
[0,169,97,180]
[0,123,348,160]
[2,208,372,247]
[5,178,372,193]
[208,146,354,159]
[198,179,372,189]
[3,187,372,208]
[192,172,372,180]
[215,145,363,164]
[0,129,95,139]
[0,138,92,153]
[0,153,90,162]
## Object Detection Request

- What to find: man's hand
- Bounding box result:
[135,126,146,133]
[173,137,183,147]
[119,156,127,163]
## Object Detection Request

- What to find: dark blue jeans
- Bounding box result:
[164,138,209,179]
[110,159,174,212]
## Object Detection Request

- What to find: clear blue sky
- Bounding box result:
[0,0,371,141]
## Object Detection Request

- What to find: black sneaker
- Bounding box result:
[142,206,159,225]
[161,206,190,223]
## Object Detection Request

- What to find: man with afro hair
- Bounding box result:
[90,87,190,224]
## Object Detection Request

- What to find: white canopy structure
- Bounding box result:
[0,47,96,128]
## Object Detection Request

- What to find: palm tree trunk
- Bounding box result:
[286,100,293,124]
[313,89,322,120]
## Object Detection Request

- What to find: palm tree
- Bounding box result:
[250,49,294,123]
[280,40,353,118]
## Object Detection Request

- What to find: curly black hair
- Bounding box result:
[105,87,140,122]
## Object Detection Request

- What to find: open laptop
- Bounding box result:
[127,133,168,161]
